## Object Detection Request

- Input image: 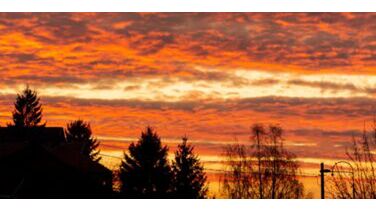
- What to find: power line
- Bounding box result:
[100,153,123,159]
[98,153,319,177]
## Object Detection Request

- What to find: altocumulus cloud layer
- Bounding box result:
[0,13,375,163]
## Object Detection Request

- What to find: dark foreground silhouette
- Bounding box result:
[0,86,208,199]
[0,126,113,198]
[2,86,374,199]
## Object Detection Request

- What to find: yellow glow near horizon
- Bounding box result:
[2,69,376,101]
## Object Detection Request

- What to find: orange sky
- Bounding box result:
[0,13,375,198]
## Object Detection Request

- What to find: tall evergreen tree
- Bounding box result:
[12,86,45,128]
[119,127,172,198]
[172,136,208,198]
[65,120,101,162]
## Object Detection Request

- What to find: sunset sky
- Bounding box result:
[0,13,375,197]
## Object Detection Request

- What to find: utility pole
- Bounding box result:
[256,131,263,199]
[320,162,331,199]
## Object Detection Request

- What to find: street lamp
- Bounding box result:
[331,161,356,199]
[320,163,331,199]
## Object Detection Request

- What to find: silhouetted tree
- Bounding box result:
[171,136,208,198]
[221,143,252,198]
[252,123,267,198]
[221,123,304,199]
[65,120,101,162]
[329,120,376,199]
[119,127,172,198]
[12,86,45,128]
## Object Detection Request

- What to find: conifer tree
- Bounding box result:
[12,86,45,128]
[65,120,101,162]
[119,127,172,198]
[172,136,208,198]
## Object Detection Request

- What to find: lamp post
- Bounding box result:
[331,161,356,199]
[320,163,331,199]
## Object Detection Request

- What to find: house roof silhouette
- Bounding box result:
[0,127,65,147]
[0,126,113,198]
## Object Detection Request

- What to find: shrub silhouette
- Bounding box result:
[119,127,172,198]
[65,120,101,162]
[12,85,45,128]
[171,136,208,198]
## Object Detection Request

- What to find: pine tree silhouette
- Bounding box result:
[119,127,172,198]
[172,136,208,198]
[12,86,45,128]
[65,120,101,162]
